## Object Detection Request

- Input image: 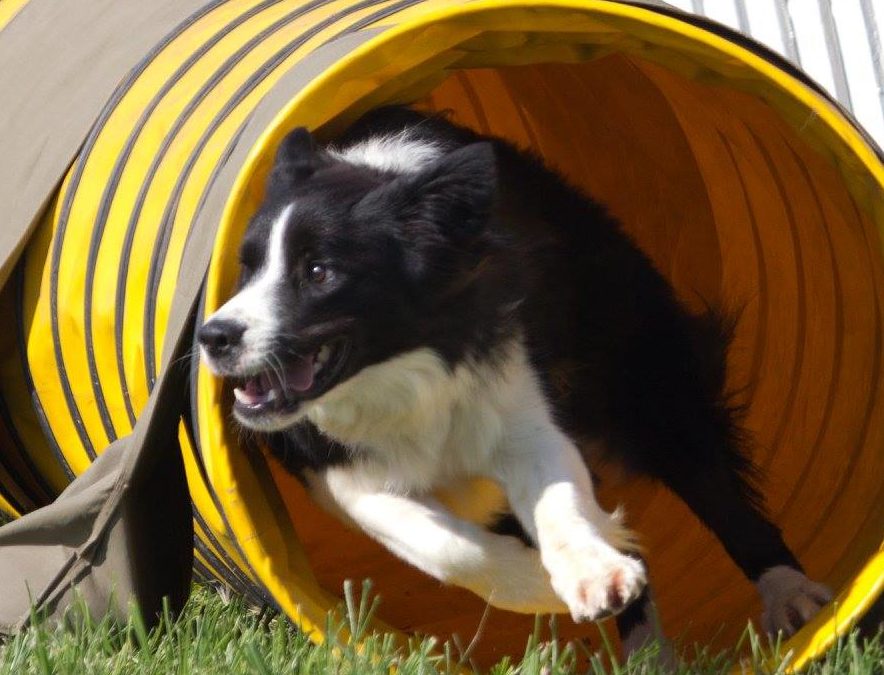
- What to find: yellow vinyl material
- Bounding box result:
[0,0,881,669]
[0,0,29,31]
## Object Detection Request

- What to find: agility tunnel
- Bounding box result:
[0,0,882,668]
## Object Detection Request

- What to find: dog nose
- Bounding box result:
[198,319,246,358]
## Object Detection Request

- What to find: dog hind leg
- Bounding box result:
[652,451,832,638]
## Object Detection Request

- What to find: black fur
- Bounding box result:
[337,107,797,578]
[226,106,803,613]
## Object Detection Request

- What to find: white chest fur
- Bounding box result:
[300,336,646,622]
[301,341,539,495]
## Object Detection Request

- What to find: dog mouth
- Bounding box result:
[230,339,349,421]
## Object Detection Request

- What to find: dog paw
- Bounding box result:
[546,543,646,622]
[757,565,833,637]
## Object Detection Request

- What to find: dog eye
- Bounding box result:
[306,262,333,284]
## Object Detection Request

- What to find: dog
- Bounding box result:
[198,105,831,652]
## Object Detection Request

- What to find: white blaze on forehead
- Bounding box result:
[203,203,295,370]
[262,202,295,287]
[329,131,443,174]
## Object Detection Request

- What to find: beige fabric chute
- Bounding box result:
[0,0,207,633]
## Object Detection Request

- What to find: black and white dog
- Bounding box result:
[198,106,831,649]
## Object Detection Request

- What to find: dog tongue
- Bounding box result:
[285,354,315,392]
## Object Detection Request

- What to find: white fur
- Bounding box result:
[305,466,566,614]
[756,565,832,635]
[201,204,293,374]
[297,339,645,618]
[329,131,443,175]
[305,347,506,492]
[493,371,644,621]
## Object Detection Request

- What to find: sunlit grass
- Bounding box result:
[0,582,880,674]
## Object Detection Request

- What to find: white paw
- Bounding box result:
[757,565,833,637]
[546,543,646,622]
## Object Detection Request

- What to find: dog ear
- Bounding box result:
[353,142,497,282]
[267,127,323,191]
[398,142,497,241]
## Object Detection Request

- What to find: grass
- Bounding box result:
[0,583,881,674]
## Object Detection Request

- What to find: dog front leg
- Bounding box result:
[304,466,568,615]
[496,418,646,623]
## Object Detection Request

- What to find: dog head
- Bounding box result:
[198,126,498,432]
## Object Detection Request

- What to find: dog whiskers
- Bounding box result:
[168,345,199,371]
[266,353,288,390]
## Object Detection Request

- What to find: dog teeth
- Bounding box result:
[233,387,253,406]
[233,386,277,407]
[314,345,331,373]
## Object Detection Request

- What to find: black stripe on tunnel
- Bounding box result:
[47,0,231,459]
[15,262,76,483]
[85,0,289,431]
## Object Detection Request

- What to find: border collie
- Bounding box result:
[198,106,831,651]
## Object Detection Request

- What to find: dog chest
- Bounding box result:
[302,343,541,491]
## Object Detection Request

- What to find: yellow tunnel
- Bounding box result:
[0,0,881,669]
